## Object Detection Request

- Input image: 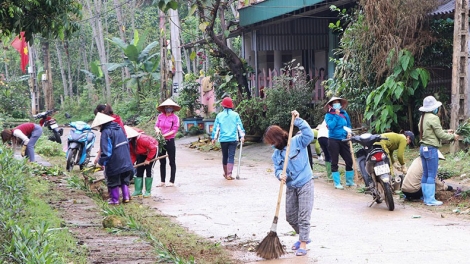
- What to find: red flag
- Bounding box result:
[11,32,29,73]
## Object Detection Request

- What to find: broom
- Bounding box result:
[256,113,296,259]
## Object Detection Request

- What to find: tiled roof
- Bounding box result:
[431,0,455,16]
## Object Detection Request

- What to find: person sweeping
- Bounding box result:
[261,110,314,257]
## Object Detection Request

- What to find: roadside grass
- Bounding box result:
[43,153,237,264]
[0,145,88,263]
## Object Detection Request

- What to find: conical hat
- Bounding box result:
[91,112,115,128]
[124,125,140,138]
[156,98,181,112]
[323,96,348,112]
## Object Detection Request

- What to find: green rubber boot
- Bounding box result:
[131,177,143,197]
[143,177,153,198]
[325,162,332,180]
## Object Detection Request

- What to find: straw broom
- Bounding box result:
[256,113,296,259]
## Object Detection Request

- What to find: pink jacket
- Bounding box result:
[155,113,179,140]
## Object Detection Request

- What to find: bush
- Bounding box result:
[35,136,65,157]
[236,96,267,136]
[264,61,315,130]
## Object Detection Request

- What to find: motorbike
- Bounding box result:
[344,133,396,211]
[33,109,63,144]
[66,121,96,171]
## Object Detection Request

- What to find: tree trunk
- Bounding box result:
[85,0,111,101]
[55,42,69,98]
[160,10,168,100]
[113,0,130,92]
[79,35,91,84]
[183,43,191,75]
[196,0,250,98]
[2,49,9,80]
[41,40,54,110]
[64,41,74,97]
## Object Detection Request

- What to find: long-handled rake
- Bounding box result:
[256,113,295,259]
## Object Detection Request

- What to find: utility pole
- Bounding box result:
[169,8,183,97]
[160,10,168,101]
[450,0,469,154]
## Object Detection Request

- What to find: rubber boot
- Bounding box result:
[423,183,443,206]
[223,165,227,178]
[131,177,143,197]
[332,171,344,190]
[421,184,428,204]
[226,163,234,180]
[108,187,120,205]
[121,184,130,203]
[345,170,356,187]
[143,177,153,198]
[325,162,332,180]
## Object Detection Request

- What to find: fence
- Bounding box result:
[247,67,327,102]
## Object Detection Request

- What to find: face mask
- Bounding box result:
[432,108,439,115]
[332,103,341,110]
[165,107,173,113]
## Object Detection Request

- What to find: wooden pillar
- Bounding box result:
[450,0,469,153]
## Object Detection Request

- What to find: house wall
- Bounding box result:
[242,18,331,99]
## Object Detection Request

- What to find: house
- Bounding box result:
[237,0,356,100]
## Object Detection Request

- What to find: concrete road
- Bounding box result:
[143,136,470,264]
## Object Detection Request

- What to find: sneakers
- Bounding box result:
[166,183,174,187]
[156,182,165,187]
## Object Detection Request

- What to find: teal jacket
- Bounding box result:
[211,109,245,142]
[271,118,314,188]
[325,109,352,140]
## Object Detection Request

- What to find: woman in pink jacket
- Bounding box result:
[155,98,180,187]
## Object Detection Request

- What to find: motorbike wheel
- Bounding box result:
[66,149,77,172]
[53,131,62,144]
[378,181,395,211]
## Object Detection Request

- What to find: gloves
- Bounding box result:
[21,145,27,157]
[401,165,408,174]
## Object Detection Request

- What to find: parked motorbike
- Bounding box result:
[33,109,63,144]
[344,133,396,211]
[66,121,96,171]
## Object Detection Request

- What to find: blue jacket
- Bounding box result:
[325,109,351,140]
[211,109,245,142]
[272,118,314,188]
[98,122,134,176]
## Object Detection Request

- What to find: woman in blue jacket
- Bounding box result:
[92,113,134,205]
[324,96,354,189]
[211,97,245,180]
[263,110,314,256]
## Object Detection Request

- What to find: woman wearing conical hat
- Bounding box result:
[155,98,180,187]
[92,113,134,205]
[324,96,354,190]
[124,126,159,198]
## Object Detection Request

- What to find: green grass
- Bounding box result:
[0,145,87,263]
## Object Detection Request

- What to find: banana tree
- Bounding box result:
[105,30,161,96]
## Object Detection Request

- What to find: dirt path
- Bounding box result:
[35,129,470,263]
[34,127,158,264]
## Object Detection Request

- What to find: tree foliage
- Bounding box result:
[365,50,430,132]
[0,0,82,41]
[326,0,442,131]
